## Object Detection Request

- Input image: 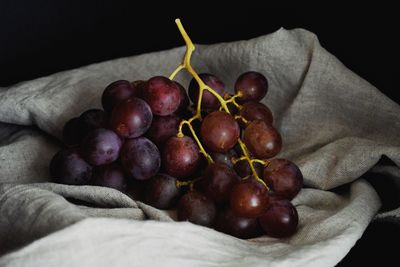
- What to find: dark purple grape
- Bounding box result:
[120,137,161,180]
[215,208,262,239]
[62,117,84,146]
[79,109,108,130]
[102,80,137,113]
[81,128,122,166]
[201,111,240,153]
[230,177,269,218]
[146,114,181,147]
[233,160,264,178]
[239,102,273,127]
[142,76,181,116]
[263,159,303,200]
[62,109,108,146]
[144,173,181,209]
[235,71,268,103]
[258,198,298,238]
[210,149,237,168]
[188,73,226,110]
[50,149,92,185]
[110,97,153,138]
[200,163,240,204]
[243,120,282,158]
[92,163,127,192]
[162,136,200,179]
[177,191,216,227]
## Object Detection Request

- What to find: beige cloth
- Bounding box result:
[1,28,399,266]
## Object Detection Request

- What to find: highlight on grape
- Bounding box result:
[50,19,303,239]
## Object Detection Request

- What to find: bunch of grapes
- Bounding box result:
[49,19,303,239]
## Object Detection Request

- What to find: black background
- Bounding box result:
[1,1,399,265]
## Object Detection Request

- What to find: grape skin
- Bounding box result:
[120,137,161,180]
[243,120,282,158]
[102,80,137,113]
[235,71,268,103]
[50,149,92,185]
[263,159,303,200]
[92,163,127,192]
[81,128,122,166]
[110,97,153,138]
[144,173,181,209]
[177,191,216,227]
[162,136,201,179]
[200,111,240,153]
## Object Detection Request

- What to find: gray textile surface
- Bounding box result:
[0,28,399,266]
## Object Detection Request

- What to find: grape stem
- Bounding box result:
[169,18,270,190]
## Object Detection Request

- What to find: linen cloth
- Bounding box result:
[0,28,399,266]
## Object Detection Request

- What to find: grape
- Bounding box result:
[233,160,264,178]
[239,102,273,127]
[144,173,181,209]
[258,198,298,237]
[62,109,108,146]
[110,97,153,138]
[50,149,92,185]
[81,128,122,166]
[102,80,138,113]
[162,136,200,179]
[243,120,282,158]
[230,177,269,218]
[188,73,226,110]
[215,208,262,239]
[146,114,181,147]
[263,159,303,200]
[234,71,268,103]
[80,109,108,130]
[200,162,240,204]
[62,117,84,146]
[177,191,216,227]
[210,149,237,168]
[92,163,127,192]
[200,111,240,153]
[120,137,161,180]
[142,76,181,116]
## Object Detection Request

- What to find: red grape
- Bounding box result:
[144,173,181,209]
[215,208,262,239]
[146,114,181,147]
[230,177,269,218]
[258,198,298,238]
[243,120,282,158]
[200,162,240,204]
[120,137,161,180]
[188,73,225,110]
[239,102,273,127]
[110,97,152,138]
[50,149,92,185]
[142,76,181,116]
[177,191,216,227]
[81,128,122,166]
[235,71,268,103]
[92,163,127,192]
[162,136,200,179]
[200,111,240,153]
[102,80,137,113]
[263,159,303,200]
